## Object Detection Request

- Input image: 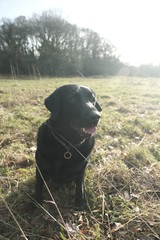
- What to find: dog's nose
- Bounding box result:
[89,112,101,125]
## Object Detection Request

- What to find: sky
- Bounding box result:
[0,0,160,66]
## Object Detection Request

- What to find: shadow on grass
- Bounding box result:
[0,176,89,240]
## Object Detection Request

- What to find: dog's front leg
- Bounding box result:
[75,173,86,211]
[35,167,44,205]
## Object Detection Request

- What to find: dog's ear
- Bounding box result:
[95,101,102,112]
[45,88,60,120]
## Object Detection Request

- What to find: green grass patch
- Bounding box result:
[0,77,160,239]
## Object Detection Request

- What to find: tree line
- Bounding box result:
[128,64,160,77]
[0,11,122,78]
[118,64,160,77]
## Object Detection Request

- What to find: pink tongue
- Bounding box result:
[84,126,96,135]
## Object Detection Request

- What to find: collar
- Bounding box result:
[44,121,85,159]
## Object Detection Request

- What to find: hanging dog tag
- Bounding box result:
[64,151,72,159]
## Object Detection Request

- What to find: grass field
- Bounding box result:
[0,77,160,240]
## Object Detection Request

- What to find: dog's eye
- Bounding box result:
[88,92,96,103]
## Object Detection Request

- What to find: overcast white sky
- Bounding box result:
[0,0,160,66]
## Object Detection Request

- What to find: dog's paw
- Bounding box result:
[74,200,87,211]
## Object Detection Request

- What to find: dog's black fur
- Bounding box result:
[35,84,102,210]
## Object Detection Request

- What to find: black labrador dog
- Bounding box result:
[35,84,102,210]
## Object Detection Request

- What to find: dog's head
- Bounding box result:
[45,84,102,137]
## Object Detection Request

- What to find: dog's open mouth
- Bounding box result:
[72,125,97,136]
[81,126,97,135]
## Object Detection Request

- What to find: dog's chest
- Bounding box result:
[47,151,88,183]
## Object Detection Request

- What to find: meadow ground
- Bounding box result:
[0,77,160,240]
